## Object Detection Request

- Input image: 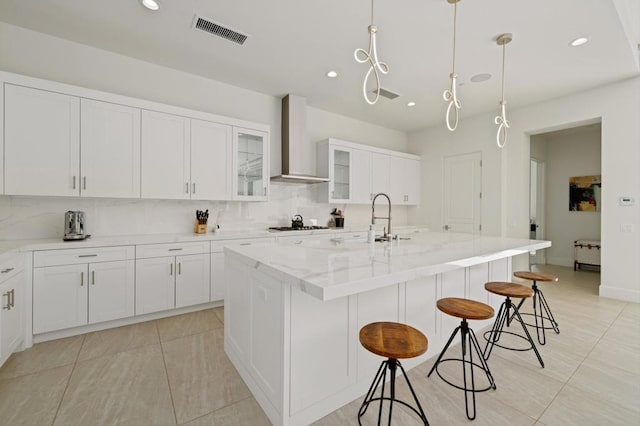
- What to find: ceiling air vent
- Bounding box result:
[371,88,400,100]
[192,15,248,46]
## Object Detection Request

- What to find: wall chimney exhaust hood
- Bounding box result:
[271,95,330,184]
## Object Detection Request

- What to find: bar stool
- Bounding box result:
[427,298,496,420]
[358,322,430,426]
[513,271,560,345]
[482,282,544,368]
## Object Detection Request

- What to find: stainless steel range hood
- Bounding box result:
[270,94,330,184]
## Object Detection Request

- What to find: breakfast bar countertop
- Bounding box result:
[225,231,551,301]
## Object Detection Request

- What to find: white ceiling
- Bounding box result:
[0,0,638,132]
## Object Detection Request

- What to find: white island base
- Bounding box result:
[224,233,550,426]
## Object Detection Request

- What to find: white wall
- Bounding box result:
[409,76,640,302]
[534,127,602,267]
[0,22,410,239]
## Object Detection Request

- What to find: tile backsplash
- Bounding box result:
[0,183,409,240]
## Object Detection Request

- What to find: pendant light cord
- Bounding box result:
[452,1,457,73]
[443,0,461,131]
[354,0,389,105]
[501,43,506,102]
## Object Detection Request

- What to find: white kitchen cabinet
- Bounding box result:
[233,127,269,201]
[317,138,420,205]
[390,156,421,205]
[141,110,191,199]
[80,99,141,198]
[191,119,232,200]
[33,246,135,334]
[136,242,210,314]
[4,84,80,196]
[0,255,24,368]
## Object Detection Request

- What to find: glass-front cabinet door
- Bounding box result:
[330,146,351,202]
[233,127,269,201]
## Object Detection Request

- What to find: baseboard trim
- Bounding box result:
[599,285,640,303]
[545,256,574,268]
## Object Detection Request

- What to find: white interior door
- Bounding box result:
[443,152,482,233]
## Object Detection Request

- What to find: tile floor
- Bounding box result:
[0,265,638,425]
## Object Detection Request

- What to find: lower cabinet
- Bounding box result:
[33,260,135,334]
[32,246,135,334]
[1,255,24,367]
[135,242,210,315]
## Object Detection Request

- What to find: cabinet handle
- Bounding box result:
[92,271,95,285]
[192,183,196,194]
[352,235,361,238]
[185,182,189,194]
[1,267,14,274]
[83,176,87,190]
[170,263,173,276]
[168,248,183,252]
[72,176,77,190]
[263,187,267,196]
[78,254,98,258]
[80,271,84,286]
[239,243,251,246]
[178,262,181,275]
[10,289,15,308]
[331,191,335,199]
[294,240,302,245]
[2,291,10,310]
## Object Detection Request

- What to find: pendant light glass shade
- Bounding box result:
[354,0,389,105]
[443,0,462,131]
[494,33,512,148]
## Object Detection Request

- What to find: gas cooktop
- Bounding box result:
[268,226,330,232]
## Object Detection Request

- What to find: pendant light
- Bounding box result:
[354,0,389,105]
[494,33,512,148]
[443,0,461,131]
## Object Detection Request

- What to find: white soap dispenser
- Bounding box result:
[368,225,375,243]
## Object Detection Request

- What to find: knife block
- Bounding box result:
[194,220,208,234]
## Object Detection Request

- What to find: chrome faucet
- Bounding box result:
[371,193,393,240]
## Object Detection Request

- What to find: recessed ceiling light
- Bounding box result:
[326,70,338,78]
[141,0,160,11]
[407,101,416,107]
[470,73,492,83]
[570,36,589,47]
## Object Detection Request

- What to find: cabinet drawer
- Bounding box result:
[34,246,134,267]
[211,237,275,253]
[0,252,24,284]
[136,241,209,259]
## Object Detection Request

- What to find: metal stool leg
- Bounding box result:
[484,298,545,368]
[359,358,429,425]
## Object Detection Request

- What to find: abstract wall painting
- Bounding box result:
[569,175,601,212]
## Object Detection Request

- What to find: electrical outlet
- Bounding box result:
[620,224,635,233]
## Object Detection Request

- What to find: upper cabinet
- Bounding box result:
[1,72,270,201]
[141,110,191,200]
[140,112,235,201]
[4,84,80,196]
[233,127,269,201]
[81,99,141,198]
[317,138,421,206]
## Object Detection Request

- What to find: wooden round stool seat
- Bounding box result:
[436,297,494,320]
[514,271,558,282]
[484,282,533,299]
[359,322,428,359]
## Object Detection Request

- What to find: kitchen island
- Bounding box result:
[224,232,550,426]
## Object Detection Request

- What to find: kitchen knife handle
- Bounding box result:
[80,271,84,287]
[192,183,196,194]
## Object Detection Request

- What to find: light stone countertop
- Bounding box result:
[225,231,551,301]
[0,226,428,256]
